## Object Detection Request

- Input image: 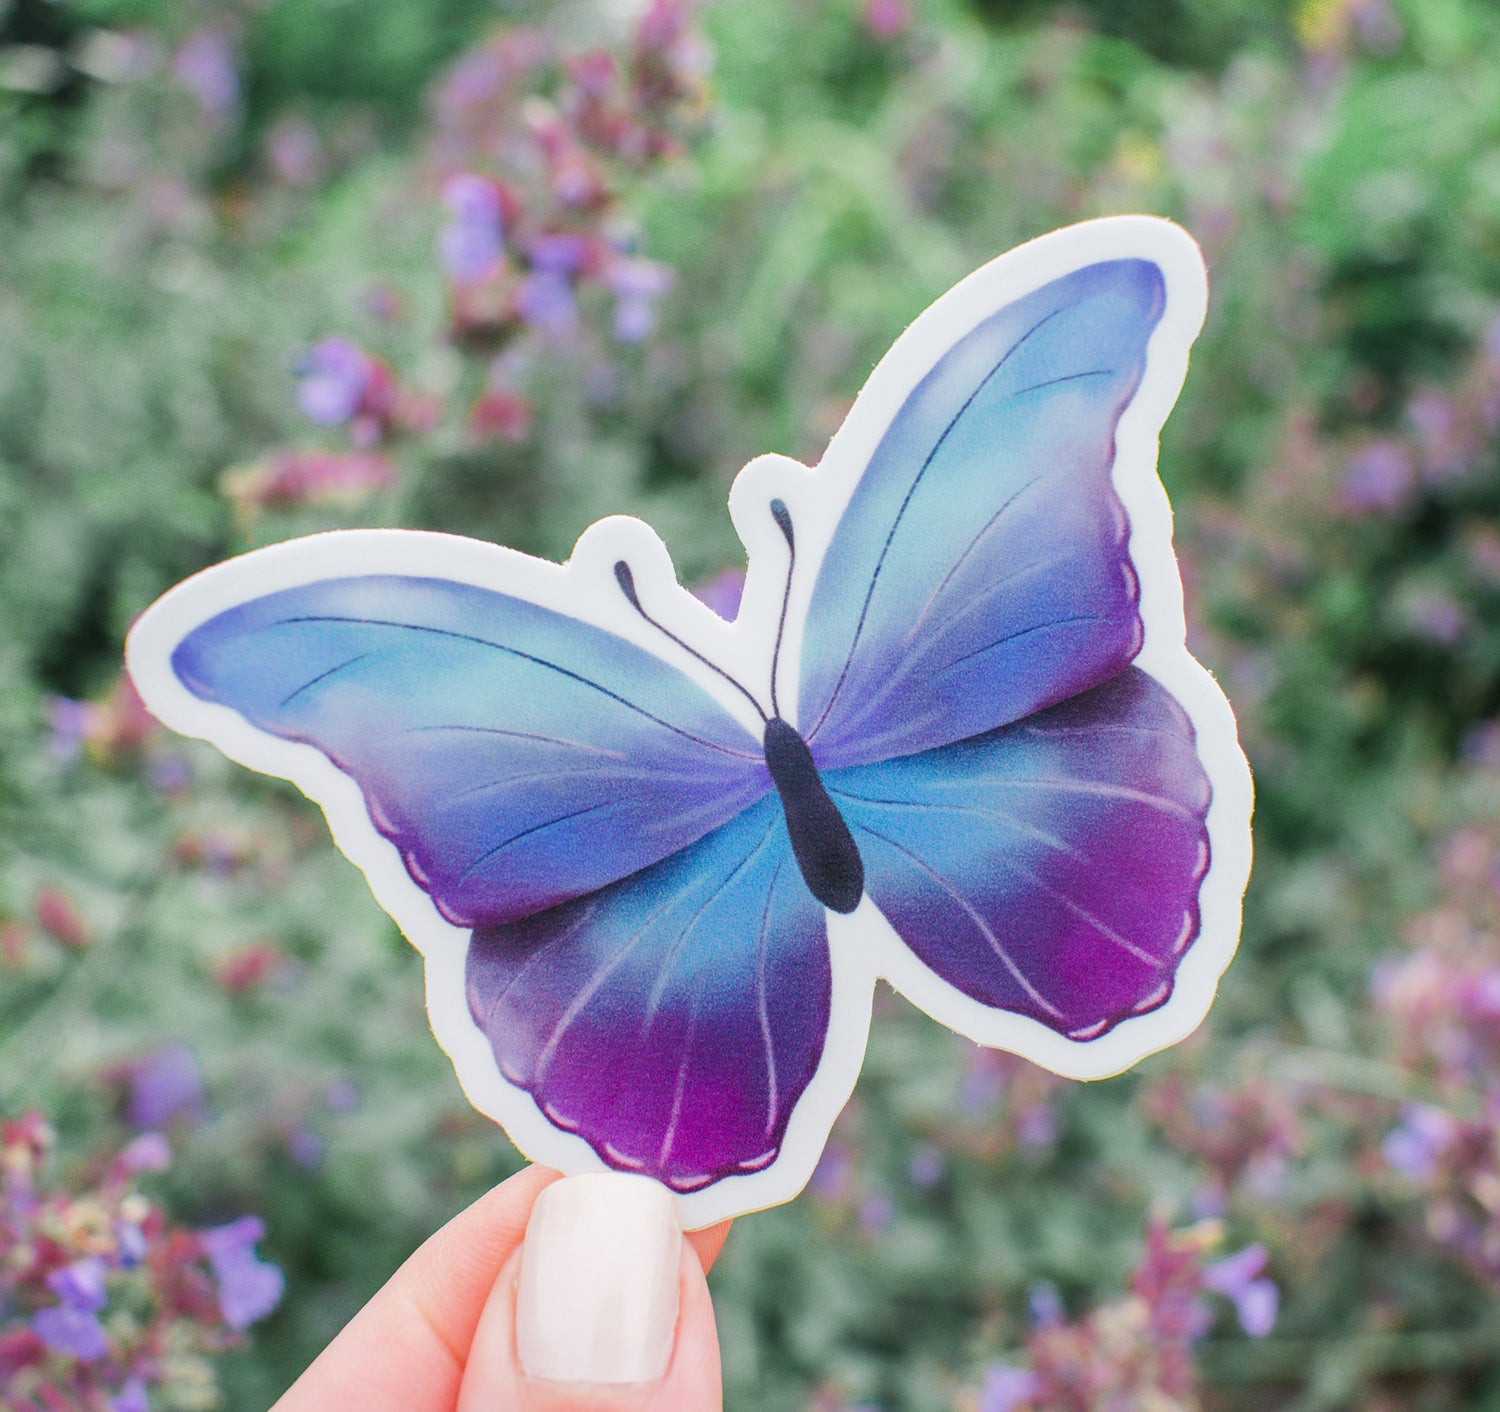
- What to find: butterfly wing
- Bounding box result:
[136,547,769,930]
[129,533,863,1219]
[760,217,1245,1077]
[795,255,1167,767]
[825,669,1211,1051]
[466,795,834,1194]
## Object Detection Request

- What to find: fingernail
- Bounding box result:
[516,1172,682,1388]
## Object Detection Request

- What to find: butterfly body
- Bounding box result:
[761,715,863,913]
[126,217,1252,1227]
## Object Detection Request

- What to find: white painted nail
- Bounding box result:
[516,1172,682,1388]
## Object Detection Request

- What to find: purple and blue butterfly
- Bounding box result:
[127,217,1252,1228]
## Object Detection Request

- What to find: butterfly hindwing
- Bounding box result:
[826,668,1212,1045]
[465,795,831,1193]
[797,258,1165,767]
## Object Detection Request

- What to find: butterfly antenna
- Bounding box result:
[613,561,768,722]
[768,499,795,719]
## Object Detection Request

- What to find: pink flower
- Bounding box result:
[34,887,89,950]
[862,0,911,41]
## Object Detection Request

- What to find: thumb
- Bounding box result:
[457,1172,722,1411]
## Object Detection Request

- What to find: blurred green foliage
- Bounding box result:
[9,0,1500,1407]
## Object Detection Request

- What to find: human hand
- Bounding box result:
[272,1166,731,1411]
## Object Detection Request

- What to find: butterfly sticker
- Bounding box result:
[126,216,1252,1229]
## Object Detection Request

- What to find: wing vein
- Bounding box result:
[854,821,1066,1020]
[657,986,704,1171]
[531,889,684,1084]
[807,303,1071,743]
[754,859,785,1140]
[931,614,1108,678]
[473,900,601,1031]
[400,723,628,759]
[832,789,1168,969]
[277,614,756,759]
[645,817,781,1018]
[279,651,371,707]
[1007,368,1114,399]
[457,801,612,886]
[1001,855,1168,970]
[902,476,1044,647]
[990,776,1201,822]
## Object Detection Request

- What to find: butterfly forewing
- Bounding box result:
[169,573,770,927]
[798,259,1160,767]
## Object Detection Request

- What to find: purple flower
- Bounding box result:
[202,1216,285,1330]
[959,1051,1003,1113]
[907,1141,944,1189]
[48,1257,108,1313]
[1203,1244,1278,1338]
[1470,970,1500,1017]
[111,1377,150,1412]
[294,337,371,426]
[1231,1276,1279,1338]
[1351,0,1403,52]
[978,1362,1040,1412]
[171,29,239,119]
[266,116,323,188]
[1409,589,1468,646]
[125,1044,205,1130]
[691,568,746,620]
[31,1303,110,1361]
[1339,439,1414,514]
[439,174,504,283]
[516,271,578,334]
[47,697,93,762]
[288,1127,325,1170]
[809,1143,853,1203]
[857,1191,894,1236]
[1383,1104,1457,1182]
[1015,1103,1056,1149]
[608,258,674,343]
[1027,1281,1063,1329]
[114,1220,148,1268]
[528,232,592,275]
[1407,390,1466,479]
[148,752,191,794]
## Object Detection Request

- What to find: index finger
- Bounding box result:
[273,1166,731,1412]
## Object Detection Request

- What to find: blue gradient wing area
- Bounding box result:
[171,576,768,927]
[800,260,1165,768]
[466,796,830,1192]
[825,669,1211,1041]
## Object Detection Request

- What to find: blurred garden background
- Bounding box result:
[6,0,1500,1406]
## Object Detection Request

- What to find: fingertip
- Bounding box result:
[457,1173,723,1411]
